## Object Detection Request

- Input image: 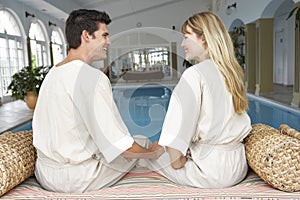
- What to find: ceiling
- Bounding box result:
[16,0,212,22]
[72,0,122,8]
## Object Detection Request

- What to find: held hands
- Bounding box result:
[148,141,164,159]
[122,141,164,160]
[166,147,187,169]
[169,155,187,169]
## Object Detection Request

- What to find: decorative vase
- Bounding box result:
[25,91,38,110]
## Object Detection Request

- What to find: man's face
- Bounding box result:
[89,23,111,62]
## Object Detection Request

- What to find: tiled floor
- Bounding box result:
[258,84,295,108]
[0,100,33,133]
[0,83,298,134]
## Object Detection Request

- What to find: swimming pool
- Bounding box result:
[7,85,300,141]
[247,93,300,131]
[8,120,32,133]
[113,85,300,141]
[113,84,173,142]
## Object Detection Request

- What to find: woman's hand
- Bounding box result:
[167,147,187,169]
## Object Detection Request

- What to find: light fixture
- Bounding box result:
[25,11,37,23]
[136,22,142,28]
[226,2,237,15]
[48,21,57,27]
[49,21,58,31]
[25,11,35,18]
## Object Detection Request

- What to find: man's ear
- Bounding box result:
[82,30,90,42]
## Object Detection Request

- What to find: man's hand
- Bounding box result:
[121,141,164,159]
[148,141,164,159]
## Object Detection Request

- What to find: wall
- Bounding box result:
[273,0,295,85]
[0,0,66,66]
[213,0,273,28]
[100,0,210,36]
[213,0,296,86]
[1,0,297,85]
[1,0,210,71]
[0,0,65,37]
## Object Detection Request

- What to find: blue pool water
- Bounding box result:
[10,120,32,132]
[113,84,173,142]
[113,86,300,142]
[247,93,300,131]
[8,86,300,141]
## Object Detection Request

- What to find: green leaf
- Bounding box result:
[286,6,299,20]
[7,65,52,100]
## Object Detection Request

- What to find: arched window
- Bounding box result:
[50,28,65,65]
[0,9,25,101]
[29,21,49,67]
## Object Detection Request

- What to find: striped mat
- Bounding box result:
[1,167,300,199]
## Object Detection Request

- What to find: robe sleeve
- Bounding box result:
[159,68,201,155]
[92,76,134,162]
[74,67,134,163]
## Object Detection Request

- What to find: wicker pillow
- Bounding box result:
[0,130,36,196]
[279,124,300,140]
[245,124,300,192]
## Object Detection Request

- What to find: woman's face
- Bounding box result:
[181,25,206,62]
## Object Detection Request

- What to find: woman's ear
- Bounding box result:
[200,34,208,49]
[201,34,206,44]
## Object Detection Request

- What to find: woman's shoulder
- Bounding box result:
[180,67,200,84]
[193,59,220,77]
[183,59,214,77]
[193,59,215,69]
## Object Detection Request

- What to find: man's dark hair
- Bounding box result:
[65,9,111,49]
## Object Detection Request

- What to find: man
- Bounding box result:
[32,9,163,193]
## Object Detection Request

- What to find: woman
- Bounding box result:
[145,11,252,188]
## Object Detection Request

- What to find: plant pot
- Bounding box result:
[25,91,38,110]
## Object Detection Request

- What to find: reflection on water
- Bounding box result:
[247,93,300,131]
[113,88,300,142]
[113,84,173,142]
[9,89,300,139]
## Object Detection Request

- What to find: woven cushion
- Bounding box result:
[279,124,300,140]
[0,130,36,196]
[245,124,300,192]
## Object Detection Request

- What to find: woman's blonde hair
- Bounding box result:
[182,11,248,114]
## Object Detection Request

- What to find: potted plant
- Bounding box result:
[286,5,300,20]
[7,65,52,109]
[229,26,245,69]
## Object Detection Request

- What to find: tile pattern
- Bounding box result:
[259,84,294,107]
[0,100,33,133]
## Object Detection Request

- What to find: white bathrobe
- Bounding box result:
[33,60,136,193]
[145,59,252,188]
